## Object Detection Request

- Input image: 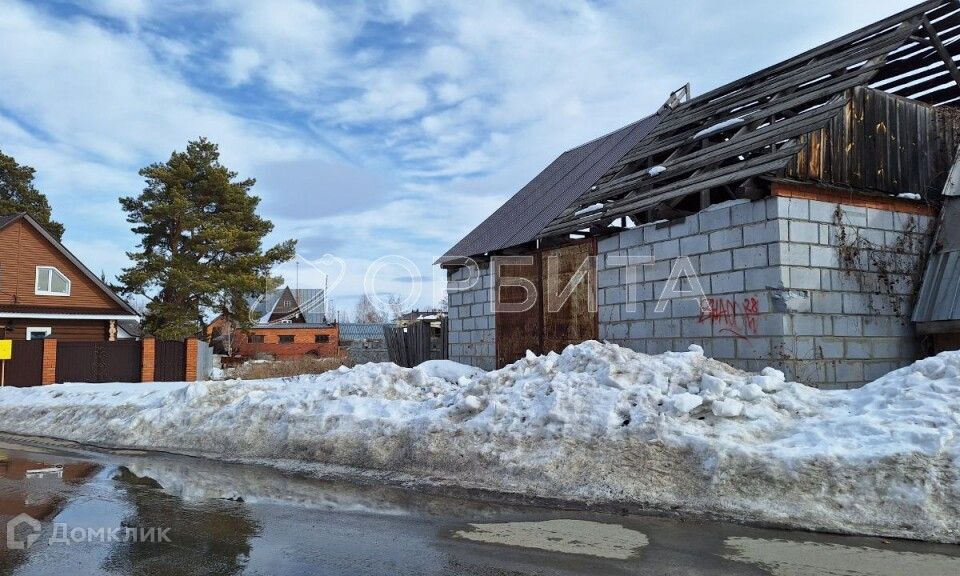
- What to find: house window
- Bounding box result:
[279,335,295,344]
[26,327,51,340]
[248,335,265,344]
[35,266,71,296]
[315,334,330,343]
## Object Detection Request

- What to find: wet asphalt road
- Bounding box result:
[0,436,957,576]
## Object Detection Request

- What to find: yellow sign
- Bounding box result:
[0,340,11,361]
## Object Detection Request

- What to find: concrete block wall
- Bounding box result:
[447,262,496,370]
[598,195,934,388]
[597,198,785,375]
[768,196,933,387]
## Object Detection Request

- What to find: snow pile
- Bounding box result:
[0,341,958,542]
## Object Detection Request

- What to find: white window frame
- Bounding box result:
[35,266,71,296]
[25,327,51,340]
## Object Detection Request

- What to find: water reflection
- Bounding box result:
[0,448,100,574]
[101,467,260,576]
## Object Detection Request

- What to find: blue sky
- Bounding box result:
[0,0,915,316]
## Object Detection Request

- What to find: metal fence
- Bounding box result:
[56,341,142,384]
[195,340,213,381]
[154,341,186,382]
[3,341,43,387]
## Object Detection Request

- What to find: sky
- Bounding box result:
[0,0,917,317]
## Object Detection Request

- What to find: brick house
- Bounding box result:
[441,1,960,387]
[0,213,139,341]
[207,286,340,359]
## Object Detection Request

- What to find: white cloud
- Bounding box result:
[0,0,923,309]
[223,47,262,86]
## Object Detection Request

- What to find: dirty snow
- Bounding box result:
[0,341,958,542]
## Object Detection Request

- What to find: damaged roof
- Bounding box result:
[444,0,960,260]
[438,114,660,262]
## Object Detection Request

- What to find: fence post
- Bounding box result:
[42,339,57,385]
[141,338,155,383]
[185,338,198,381]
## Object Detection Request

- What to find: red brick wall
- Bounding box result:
[141,338,155,382]
[41,339,56,385]
[185,338,198,381]
[237,326,340,359]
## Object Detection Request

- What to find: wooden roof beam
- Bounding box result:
[921,15,960,89]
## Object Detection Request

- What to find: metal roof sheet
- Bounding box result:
[914,197,960,323]
[339,323,390,341]
[439,113,660,261]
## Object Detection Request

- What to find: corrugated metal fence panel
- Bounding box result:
[56,341,141,384]
[155,341,186,382]
[195,340,212,381]
[3,340,43,387]
[914,250,960,322]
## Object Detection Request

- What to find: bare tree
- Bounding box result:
[386,293,405,323]
[354,294,385,323]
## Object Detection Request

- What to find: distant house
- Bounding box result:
[207,286,339,359]
[396,309,445,327]
[0,213,139,341]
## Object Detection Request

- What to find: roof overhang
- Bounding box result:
[0,313,141,321]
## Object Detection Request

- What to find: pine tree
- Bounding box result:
[119,138,296,340]
[0,150,65,240]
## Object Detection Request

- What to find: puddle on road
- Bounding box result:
[454,519,648,560]
[0,448,100,523]
[723,537,960,576]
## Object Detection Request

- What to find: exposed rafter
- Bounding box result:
[541,0,960,239]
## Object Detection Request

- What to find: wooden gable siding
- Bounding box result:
[0,319,109,341]
[0,220,124,311]
[785,87,960,199]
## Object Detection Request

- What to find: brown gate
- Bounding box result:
[56,341,142,383]
[154,341,186,382]
[541,241,598,354]
[2,340,44,387]
[494,239,598,368]
[495,253,542,368]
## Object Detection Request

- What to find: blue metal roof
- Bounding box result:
[339,323,389,341]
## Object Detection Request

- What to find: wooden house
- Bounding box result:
[0,213,139,341]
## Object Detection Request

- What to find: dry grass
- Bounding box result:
[234,356,355,380]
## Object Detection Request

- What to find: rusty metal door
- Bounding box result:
[56,341,142,383]
[494,240,598,368]
[154,341,186,382]
[541,240,598,355]
[494,253,542,368]
[3,341,43,387]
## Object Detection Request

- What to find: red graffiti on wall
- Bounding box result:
[698,296,759,338]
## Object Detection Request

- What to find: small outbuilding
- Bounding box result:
[442,0,960,387]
